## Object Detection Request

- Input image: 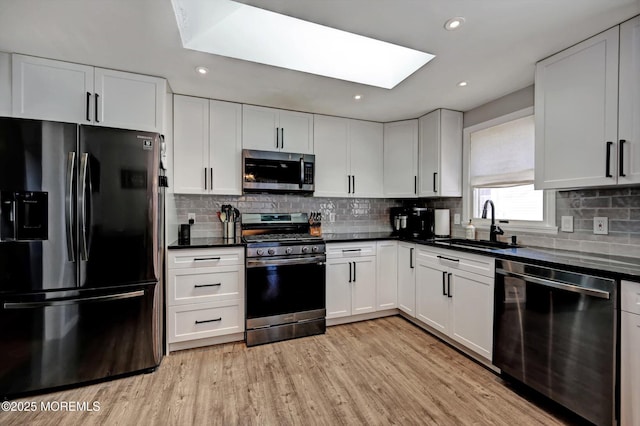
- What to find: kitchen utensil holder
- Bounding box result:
[223,222,236,240]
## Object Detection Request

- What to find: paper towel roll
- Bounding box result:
[434,209,450,237]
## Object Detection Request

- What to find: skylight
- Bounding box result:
[171,0,435,89]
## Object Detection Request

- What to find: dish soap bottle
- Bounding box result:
[465,220,476,240]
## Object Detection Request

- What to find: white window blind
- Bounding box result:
[469,115,534,187]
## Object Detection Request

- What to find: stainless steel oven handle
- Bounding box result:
[496,268,610,299]
[247,255,326,268]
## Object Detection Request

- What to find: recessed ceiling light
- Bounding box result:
[457,81,468,87]
[445,17,465,31]
[354,94,363,101]
[195,66,209,75]
[172,0,435,89]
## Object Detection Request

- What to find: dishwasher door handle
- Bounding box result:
[496,268,610,299]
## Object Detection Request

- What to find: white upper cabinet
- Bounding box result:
[535,27,620,189]
[242,104,313,154]
[12,54,165,133]
[314,114,383,198]
[94,68,165,133]
[383,120,418,198]
[0,52,12,117]
[173,95,242,195]
[618,16,640,185]
[418,109,463,197]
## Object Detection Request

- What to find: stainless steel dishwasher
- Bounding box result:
[493,259,616,426]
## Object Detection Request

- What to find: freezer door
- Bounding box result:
[0,282,161,397]
[79,126,160,288]
[0,118,78,293]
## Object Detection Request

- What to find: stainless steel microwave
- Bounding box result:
[242,149,315,194]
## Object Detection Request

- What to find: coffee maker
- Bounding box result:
[408,207,435,239]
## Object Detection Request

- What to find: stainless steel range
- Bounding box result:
[242,213,326,346]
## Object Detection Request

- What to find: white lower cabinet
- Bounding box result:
[166,247,244,352]
[621,280,640,426]
[415,246,494,360]
[397,242,416,316]
[376,241,398,310]
[326,256,376,319]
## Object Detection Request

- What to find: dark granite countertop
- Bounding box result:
[419,239,640,281]
[168,237,244,249]
[321,232,398,242]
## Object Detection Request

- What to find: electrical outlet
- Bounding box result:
[593,217,608,235]
[187,213,196,223]
[453,213,461,225]
[329,212,336,223]
[561,216,574,232]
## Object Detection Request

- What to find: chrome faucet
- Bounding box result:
[481,200,504,242]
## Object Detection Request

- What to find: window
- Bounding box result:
[462,107,556,233]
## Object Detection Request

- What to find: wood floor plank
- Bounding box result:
[1,316,578,425]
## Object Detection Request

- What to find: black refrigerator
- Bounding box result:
[0,117,164,397]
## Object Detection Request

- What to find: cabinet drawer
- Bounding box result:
[416,246,494,278]
[622,280,640,315]
[326,242,376,259]
[168,267,242,306]
[168,300,244,343]
[168,247,244,269]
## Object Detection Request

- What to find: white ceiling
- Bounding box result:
[0,0,638,122]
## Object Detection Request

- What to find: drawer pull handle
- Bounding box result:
[195,317,222,324]
[342,249,362,253]
[437,255,459,262]
[193,257,221,262]
[194,283,221,288]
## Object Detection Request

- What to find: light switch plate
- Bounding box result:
[561,216,574,232]
[593,217,608,235]
[453,214,461,225]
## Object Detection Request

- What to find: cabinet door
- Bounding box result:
[351,257,376,315]
[449,269,493,360]
[278,109,313,154]
[418,109,462,197]
[326,258,352,319]
[619,17,640,185]
[349,119,384,198]
[94,68,165,133]
[209,100,242,195]
[376,241,398,310]
[397,243,416,316]
[416,260,449,333]
[242,105,279,151]
[173,95,209,194]
[12,54,93,123]
[313,115,350,197]
[621,310,640,426]
[418,110,439,197]
[383,120,418,198]
[535,27,619,189]
[0,52,10,117]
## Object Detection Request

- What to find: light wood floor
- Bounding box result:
[1,316,577,425]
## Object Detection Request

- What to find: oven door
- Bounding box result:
[242,149,314,193]
[246,255,325,327]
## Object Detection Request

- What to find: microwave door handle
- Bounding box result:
[65,152,76,262]
[299,158,304,188]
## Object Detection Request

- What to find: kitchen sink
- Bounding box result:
[437,238,521,250]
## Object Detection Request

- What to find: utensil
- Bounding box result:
[220,211,227,222]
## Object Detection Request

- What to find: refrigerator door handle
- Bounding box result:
[3,290,145,309]
[65,152,76,262]
[79,153,90,261]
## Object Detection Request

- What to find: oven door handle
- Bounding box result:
[246,255,326,268]
[496,268,610,299]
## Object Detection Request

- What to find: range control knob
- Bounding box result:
[285,247,293,254]
[267,248,276,255]
[301,246,310,253]
[312,246,319,253]
[256,249,264,256]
